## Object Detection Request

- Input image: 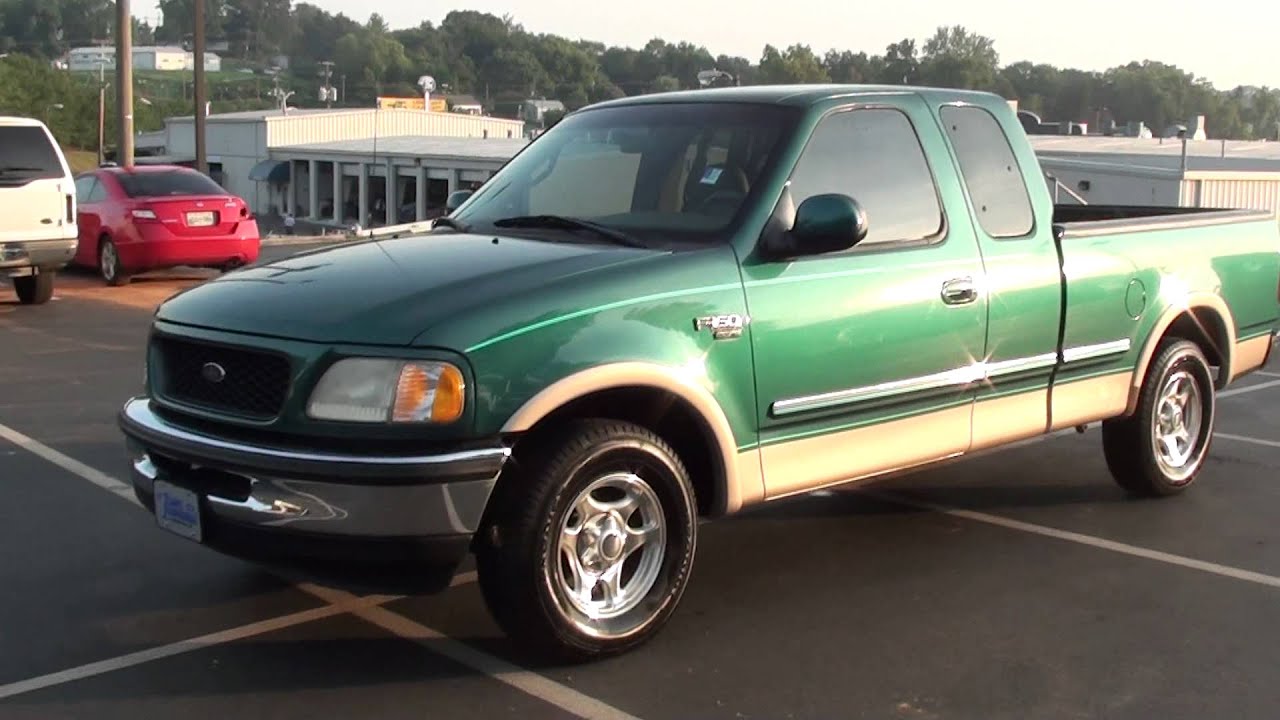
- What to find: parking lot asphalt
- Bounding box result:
[2,243,1279,719]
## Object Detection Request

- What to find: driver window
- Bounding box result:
[527,137,642,218]
[87,180,108,203]
[788,107,944,247]
[74,176,97,204]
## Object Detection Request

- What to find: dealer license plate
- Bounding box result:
[186,211,216,227]
[154,480,203,542]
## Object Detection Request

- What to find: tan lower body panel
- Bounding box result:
[733,449,766,508]
[1230,334,1274,381]
[970,389,1050,452]
[1049,372,1133,431]
[760,405,971,500]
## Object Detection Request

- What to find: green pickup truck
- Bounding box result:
[119,84,1280,662]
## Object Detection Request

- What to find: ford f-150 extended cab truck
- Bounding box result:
[118,85,1280,662]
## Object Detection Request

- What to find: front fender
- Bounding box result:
[462,271,763,513]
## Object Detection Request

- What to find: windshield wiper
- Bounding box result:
[492,214,646,248]
[0,165,45,174]
[431,216,470,232]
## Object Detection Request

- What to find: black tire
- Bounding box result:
[13,272,55,305]
[475,419,698,663]
[1102,338,1216,497]
[98,238,129,286]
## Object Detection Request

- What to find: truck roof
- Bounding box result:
[0,116,50,128]
[586,84,1009,111]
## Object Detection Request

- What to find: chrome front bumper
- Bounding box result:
[118,396,510,540]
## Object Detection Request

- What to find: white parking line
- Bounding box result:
[1216,433,1280,449]
[0,592,398,700]
[0,422,138,506]
[306,584,642,720]
[0,423,638,720]
[1256,371,1280,378]
[870,491,1280,590]
[1219,378,1280,398]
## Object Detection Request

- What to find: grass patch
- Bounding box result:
[65,149,99,174]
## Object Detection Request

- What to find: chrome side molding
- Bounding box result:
[771,340,1131,417]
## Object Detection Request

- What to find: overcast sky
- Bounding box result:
[137,0,1278,90]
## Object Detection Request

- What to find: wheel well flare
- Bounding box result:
[502,369,745,517]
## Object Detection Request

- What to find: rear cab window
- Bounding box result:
[117,171,227,198]
[0,124,67,186]
[939,105,1035,238]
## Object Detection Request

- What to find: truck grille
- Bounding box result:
[154,336,292,420]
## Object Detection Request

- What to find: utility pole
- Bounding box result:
[193,0,207,174]
[115,0,134,168]
[97,62,107,166]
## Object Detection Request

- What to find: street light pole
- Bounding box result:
[115,0,134,168]
[194,0,208,175]
[319,61,335,108]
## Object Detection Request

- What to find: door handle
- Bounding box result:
[941,277,977,305]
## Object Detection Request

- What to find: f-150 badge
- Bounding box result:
[693,314,749,340]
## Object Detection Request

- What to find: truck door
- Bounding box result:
[934,102,1064,447]
[740,95,988,499]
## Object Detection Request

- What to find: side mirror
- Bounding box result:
[445,189,473,214]
[765,193,867,259]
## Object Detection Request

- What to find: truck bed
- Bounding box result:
[1053,204,1275,238]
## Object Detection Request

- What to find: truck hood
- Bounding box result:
[155,232,661,346]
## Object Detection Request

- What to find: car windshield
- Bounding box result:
[117,170,227,198]
[451,102,802,245]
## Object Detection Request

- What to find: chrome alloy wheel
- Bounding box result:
[1152,368,1204,482]
[100,241,119,283]
[547,471,667,638]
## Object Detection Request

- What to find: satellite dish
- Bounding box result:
[417,75,437,92]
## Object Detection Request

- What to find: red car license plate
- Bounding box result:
[186,211,216,227]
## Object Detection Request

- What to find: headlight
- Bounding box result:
[306,358,466,424]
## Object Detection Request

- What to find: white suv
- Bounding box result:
[0,117,77,305]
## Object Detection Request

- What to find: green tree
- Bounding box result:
[881,39,919,84]
[920,25,1000,90]
[757,44,828,84]
[157,0,228,44]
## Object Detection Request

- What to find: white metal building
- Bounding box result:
[160,107,525,216]
[67,46,221,73]
[266,136,529,228]
[1032,136,1280,217]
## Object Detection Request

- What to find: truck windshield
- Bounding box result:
[451,102,802,245]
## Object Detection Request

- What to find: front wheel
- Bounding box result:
[475,419,698,663]
[1102,338,1216,497]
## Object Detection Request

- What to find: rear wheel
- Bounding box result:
[1102,338,1216,497]
[98,238,129,286]
[475,419,698,663]
[13,272,55,305]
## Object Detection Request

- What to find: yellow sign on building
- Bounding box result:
[375,96,450,113]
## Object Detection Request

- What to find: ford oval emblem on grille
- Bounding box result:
[201,362,227,383]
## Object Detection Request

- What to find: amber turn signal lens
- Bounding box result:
[390,362,466,423]
[431,364,465,423]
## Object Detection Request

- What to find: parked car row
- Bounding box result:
[1,116,261,305]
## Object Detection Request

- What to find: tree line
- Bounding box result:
[2,1,1278,143]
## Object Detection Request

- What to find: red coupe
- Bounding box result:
[72,165,261,285]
